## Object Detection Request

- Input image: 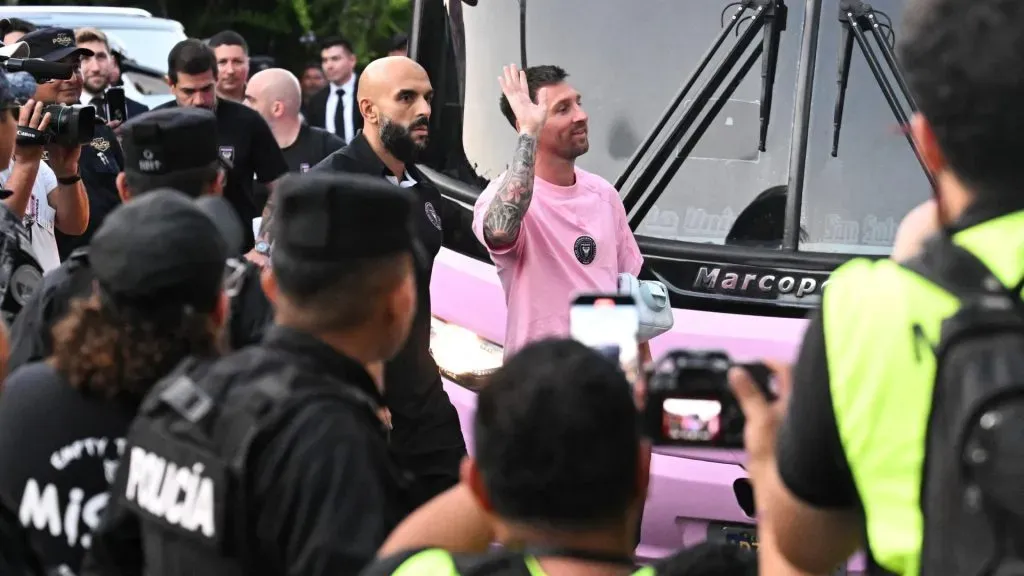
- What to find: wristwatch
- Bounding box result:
[254,241,271,256]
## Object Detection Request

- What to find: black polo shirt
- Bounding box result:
[155,99,289,252]
[55,124,123,260]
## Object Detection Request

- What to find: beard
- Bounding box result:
[379,114,429,164]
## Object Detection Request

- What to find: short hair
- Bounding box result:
[303,61,322,73]
[899,0,1024,203]
[167,39,217,84]
[272,253,412,332]
[124,164,221,199]
[320,36,354,55]
[6,18,36,35]
[74,27,109,51]
[388,33,408,53]
[208,30,249,55]
[475,338,641,530]
[499,65,568,129]
[656,543,758,576]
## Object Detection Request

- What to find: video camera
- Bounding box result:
[642,350,776,449]
[0,202,42,327]
[0,45,97,147]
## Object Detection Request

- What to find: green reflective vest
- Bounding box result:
[389,548,657,576]
[822,210,1024,575]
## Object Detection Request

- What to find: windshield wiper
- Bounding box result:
[830,0,935,188]
[619,0,788,231]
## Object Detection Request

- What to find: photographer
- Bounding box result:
[18,27,124,261]
[0,95,89,272]
[729,1,1024,574]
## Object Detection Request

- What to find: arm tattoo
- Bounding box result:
[257,192,276,245]
[482,132,538,248]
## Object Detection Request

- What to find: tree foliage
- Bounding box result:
[22,0,412,74]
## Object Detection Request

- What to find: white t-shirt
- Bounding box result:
[0,160,60,272]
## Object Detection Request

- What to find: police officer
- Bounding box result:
[84,171,418,576]
[729,1,1024,574]
[7,107,230,372]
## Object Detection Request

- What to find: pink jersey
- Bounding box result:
[473,166,644,358]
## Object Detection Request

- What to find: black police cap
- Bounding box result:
[90,189,243,313]
[271,171,418,264]
[19,27,93,62]
[121,108,233,176]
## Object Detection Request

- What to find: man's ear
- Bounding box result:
[359,99,375,125]
[259,265,278,306]
[211,169,226,196]
[164,75,173,88]
[212,290,229,328]
[115,172,131,202]
[910,112,945,178]
[461,456,494,514]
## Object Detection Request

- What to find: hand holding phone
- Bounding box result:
[104,87,128,125]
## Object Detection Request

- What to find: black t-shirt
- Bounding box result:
[253,124,344,209]
[310,136,458,437]
[55,124,124,260]
[155,99,289,252]
[0,363,136,576]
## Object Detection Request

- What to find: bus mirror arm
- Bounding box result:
[831,0,937,190]
[621,0,787,231]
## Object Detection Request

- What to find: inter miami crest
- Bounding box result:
[574,235,596,265]
[218,146,235,164]
[424,202,442,231]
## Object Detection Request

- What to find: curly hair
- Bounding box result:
[51,292,223,400]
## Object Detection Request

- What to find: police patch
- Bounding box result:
[424,202,442,231]
[299,162,310,173]
[90,137,111,152]
[574,235,597,265]
[218,146,235,163]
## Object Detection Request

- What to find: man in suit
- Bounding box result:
[304,37,362,143]
[75,27,149,124]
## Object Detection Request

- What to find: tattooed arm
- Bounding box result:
[256,185,277,245]
[481,132,538,249]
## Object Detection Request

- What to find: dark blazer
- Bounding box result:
[125,96,149,120]
[303,74,363,138]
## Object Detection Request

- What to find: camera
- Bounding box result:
[16,104,96,147]
[0,203,42,326]
[642,350,775,448]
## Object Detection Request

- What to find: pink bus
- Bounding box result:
[411,0,926,573]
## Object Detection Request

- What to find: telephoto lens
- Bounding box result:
[42,103,95,146]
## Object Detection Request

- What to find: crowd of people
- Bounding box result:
[0,0,1019,574]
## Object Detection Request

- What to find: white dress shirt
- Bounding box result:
[325,74,357,143]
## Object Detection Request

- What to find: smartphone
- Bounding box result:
[569,294,641,387]
[104,87,128,124]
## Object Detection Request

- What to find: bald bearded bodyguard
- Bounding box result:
[245,68,344,252]
[308,56,466,507]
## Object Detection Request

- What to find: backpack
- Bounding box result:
[902,234,1024,576]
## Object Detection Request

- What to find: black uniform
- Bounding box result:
[17,27,127,261]
[7,108,238,373]
[83,173,416,576]
[253,123,344,208]
[155,99,289,252]
[312,134,466,507]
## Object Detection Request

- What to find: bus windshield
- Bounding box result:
[458,0,929,256]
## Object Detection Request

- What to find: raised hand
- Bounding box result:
[499,64,548,135]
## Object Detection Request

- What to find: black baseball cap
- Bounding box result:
[270,171,419,281]
[90,189,244,314]
[120,108,233,176]
[19,27,93,62]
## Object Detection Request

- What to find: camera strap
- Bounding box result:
[15,126,45,146]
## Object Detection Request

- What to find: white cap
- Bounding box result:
[0,41,29,59]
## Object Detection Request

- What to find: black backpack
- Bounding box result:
[903,234,1024,576]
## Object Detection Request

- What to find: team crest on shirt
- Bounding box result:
[299,163,311,173]
[218,146,235,163]
[424,202,442,231]
[574,235,597,265]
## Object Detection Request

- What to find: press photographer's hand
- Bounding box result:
[45,140,83,180]
[13,100,51,164]
[729,360,792,470]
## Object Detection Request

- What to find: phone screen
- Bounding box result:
[104,87,128,124]
[569,295,640,387]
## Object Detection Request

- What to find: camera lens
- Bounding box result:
[42,104,96,145]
